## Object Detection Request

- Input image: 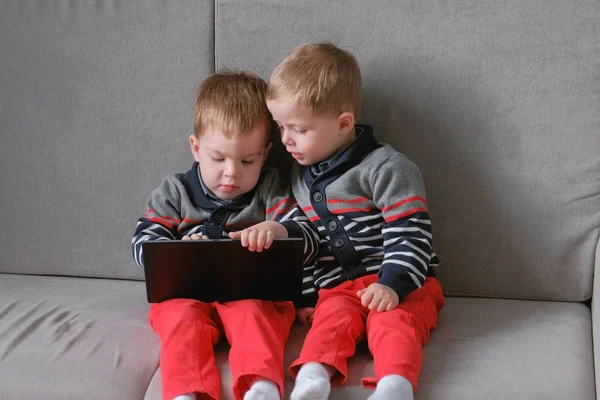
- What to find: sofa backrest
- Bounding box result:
[1,1,599,302]
[215,0,600,301]
[0,0,215,280]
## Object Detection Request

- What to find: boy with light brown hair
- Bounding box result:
[264,42,444,400]
[132,71,318,400]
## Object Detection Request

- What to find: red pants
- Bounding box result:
[289,276,444,391]
[149,298,295,400]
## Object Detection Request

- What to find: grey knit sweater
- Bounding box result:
[279,125,439,308]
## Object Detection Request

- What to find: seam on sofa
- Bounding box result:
[213,0,218,73]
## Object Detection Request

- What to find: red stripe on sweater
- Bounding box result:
[326,197,369,205]
[145,217,175,229]
[384,207,427,222]
[330,206,375,214]
[266,198,292,215]
[382,196,427,212]
[145,209,182,223]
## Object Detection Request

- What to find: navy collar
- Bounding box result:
[182,162,255,211]
[303,124,380,185]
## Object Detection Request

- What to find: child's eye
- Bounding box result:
[241,160,255,165]
[211,158,224,162]
[294,128,307,134]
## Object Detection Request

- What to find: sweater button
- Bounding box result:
[313,192,323,202]
[333,238,345,248]
[328,221,338,231]
[213,211,224,221]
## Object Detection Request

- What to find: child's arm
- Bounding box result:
[131,176,184,268]
[230,167,321,262]
[230,167,321,308]
[366,154,435,308]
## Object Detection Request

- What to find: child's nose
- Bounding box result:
[224,162,239,177]
[281,129,294,146]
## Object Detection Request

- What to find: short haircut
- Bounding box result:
[267,42,362,119]
[194,71,272,142]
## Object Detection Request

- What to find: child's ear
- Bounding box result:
[338,112,355,135]
[189,134,201,163]
[262,142,273,166]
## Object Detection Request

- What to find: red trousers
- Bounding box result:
[289,276,444,391]
[149,298,295,400]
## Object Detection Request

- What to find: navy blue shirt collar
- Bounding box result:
[305,125,379,183]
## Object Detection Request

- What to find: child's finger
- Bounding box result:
[386,301,396,311]
[377,299,389,312]
[182,235,191,240]
[247,229,258,251]
[255,230,267,252]
[356,289,365,298]
[297,312,308,326]
[360,290,374,308]
[228,231,241,239]
[368,295,382,311]
[263,231,274,249]
[308,312,315,325]
[240,230,250,248]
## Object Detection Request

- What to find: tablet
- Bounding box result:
[142,238,304,303]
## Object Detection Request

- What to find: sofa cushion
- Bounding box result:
[144,297,595,399]
[0,0,215,280]
[214,0,600,301]
[0,274,158,400]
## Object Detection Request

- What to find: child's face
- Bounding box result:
[190,124,271,201]
[267,97,355,166]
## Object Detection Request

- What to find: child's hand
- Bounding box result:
[296,307,315,326]
[228,221,288,252]
[357,283,399,312]
[182,234,209,240]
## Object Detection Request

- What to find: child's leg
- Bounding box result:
[149,299,222,400]
[214,300,295,400]
[362,278,444,396]
[289,277,373,397]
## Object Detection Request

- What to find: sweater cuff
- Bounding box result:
[377,270,418,302]
[280,220,304,239]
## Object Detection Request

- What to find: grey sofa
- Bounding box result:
[1,1,599,399]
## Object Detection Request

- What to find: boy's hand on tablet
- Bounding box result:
[182,234,209,240]
[229,221,288,252]
[357,283,399,312]
[296,307,315,326]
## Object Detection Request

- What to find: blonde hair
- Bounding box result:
[267,42,362,119]
[194,71,272,142]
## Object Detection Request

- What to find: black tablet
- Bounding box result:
[142,238,304,303]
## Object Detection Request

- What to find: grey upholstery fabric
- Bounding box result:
[0,0,215,280]
[143,297,595,400]
[593,237,600,397]
[214,0,600,301]
[0,274,158,400]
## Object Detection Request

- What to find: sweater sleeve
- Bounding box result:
[269,166,320,308]
[131,175,183,268]
[371,154,436,301]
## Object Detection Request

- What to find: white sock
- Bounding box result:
[290,362,332,400]
[367,375,414,400]
[173,394,196,400]
[243,379,281,400]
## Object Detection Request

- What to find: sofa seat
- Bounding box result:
[143,297,595,400]
[0,274,158,400]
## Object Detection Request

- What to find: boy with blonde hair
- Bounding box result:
[264,42,444,400]
[132,71,317,400]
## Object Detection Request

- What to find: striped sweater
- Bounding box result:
[279,125,439,308]
[132,163,318,268]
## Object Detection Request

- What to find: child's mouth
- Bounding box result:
[220,185,238,192]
